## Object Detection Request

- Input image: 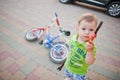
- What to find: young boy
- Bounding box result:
[64,13,98,80]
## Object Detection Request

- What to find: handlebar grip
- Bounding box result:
[55,12,58,17]
[56,18,60,27]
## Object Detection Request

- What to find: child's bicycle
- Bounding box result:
[25,13,70,64]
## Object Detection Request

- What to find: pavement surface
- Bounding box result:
[0,0,120,80]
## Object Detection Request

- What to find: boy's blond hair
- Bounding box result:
[78,13,98,26]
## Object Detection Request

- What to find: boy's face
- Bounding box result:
[77,20,96,42]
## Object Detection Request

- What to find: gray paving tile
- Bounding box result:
[90,64,120,80]
[20,60,37,75]
[0,32,38,59]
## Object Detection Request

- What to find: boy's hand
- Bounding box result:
[85,41,94,53]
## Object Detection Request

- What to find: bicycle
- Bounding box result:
[25,13,70,64]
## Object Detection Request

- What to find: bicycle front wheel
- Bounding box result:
[49,42,68,64]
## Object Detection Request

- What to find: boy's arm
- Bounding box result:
[85,21,103,65]
[85,41,95,65]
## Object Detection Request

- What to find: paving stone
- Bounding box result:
[20,60,37,75]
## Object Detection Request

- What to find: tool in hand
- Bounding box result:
[89,21,103,41]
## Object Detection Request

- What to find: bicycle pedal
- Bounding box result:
[39,40,43,45]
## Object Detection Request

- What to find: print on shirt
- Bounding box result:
[69,46,86,68]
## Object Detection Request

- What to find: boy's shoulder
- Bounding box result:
[69,34,78,44]
[70,34,78,41]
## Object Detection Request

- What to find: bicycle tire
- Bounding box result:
[49,42,68,64]
[25,28,43,41]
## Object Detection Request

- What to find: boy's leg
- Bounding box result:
[73,74,86,80]
[65,68,86,80]
[64,78,72,80]
[65,69,73,80]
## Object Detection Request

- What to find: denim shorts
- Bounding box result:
[65,68,86,80]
